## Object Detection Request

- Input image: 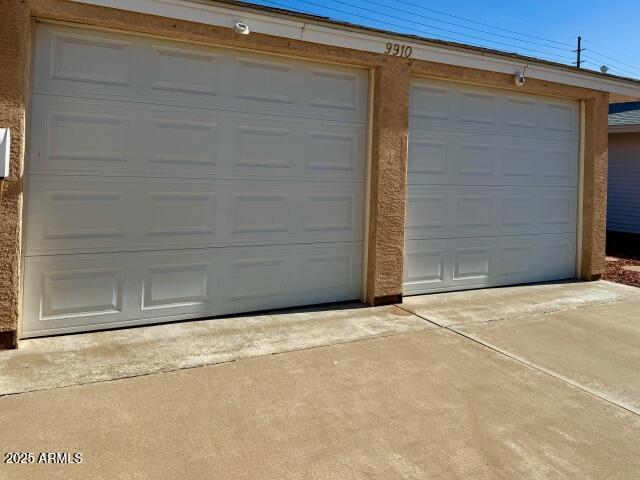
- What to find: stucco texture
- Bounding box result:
[582,93,609,279]
[0,0,29,345]
[0,0,609,344]
[366,59,410,304]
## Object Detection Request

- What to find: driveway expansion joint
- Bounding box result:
[397,304,640,418]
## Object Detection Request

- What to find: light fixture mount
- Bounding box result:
[514,67,527,87]
[233,22,250,35]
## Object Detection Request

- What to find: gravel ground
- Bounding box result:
[604,257,640,288]
[603,232,640,288]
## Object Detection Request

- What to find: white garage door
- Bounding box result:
[22,24,367,337]
[404,78,579,295]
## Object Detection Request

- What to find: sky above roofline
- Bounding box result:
[245,0,640,81]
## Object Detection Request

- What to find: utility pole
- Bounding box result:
[574,36,583,68]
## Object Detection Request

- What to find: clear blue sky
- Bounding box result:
[248,0,640,79]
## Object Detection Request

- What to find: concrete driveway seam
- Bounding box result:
[395,304,640,418]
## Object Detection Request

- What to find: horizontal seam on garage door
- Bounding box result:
[31,91,367,126]
[24,240,364,258]
[408,126,577,143]
[406,232,577,241]
[25,173,365,183]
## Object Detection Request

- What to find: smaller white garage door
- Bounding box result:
[22,24,367,337]
[404,78,579,295]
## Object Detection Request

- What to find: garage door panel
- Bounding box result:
[404,244,447,288]
[32,187,129,242]
[142,262,212,310]
[406,238,496,294]
[408,128,578,187]
[455,89,499,126]
[406,185,577,239]
[410,78,578,141]
[147,44,220,97]
[306,67,361,112]
[40,266,126,320]
[536,237,577,279]
[22,242,362,337]
[404,233,576,294]
[233,55,300,106]
[25,24,366,337]
[34,24,367,122]
[46,30,132,87]
[452,245,491,282]
[29,96,365,180]
[406,78,578,295]
[496,235,576,281]
[47,110,131,163]
[148,117,219,167]
[26,177,363,255]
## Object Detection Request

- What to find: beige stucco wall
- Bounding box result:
[0,0,29,348]
[366,60,410,305]
[0,0,610,346]
[581,94,609,279]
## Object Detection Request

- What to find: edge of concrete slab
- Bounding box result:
[0,303,435,396]
[400,280,640,327]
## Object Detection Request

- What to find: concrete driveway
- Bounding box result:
[1,280,640,479]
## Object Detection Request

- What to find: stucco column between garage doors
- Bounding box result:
[0,0,609,347]
[582,94,609,280]
[366,61,410,306]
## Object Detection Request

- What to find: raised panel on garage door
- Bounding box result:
[22,24,367,338]
[404,78,579,295]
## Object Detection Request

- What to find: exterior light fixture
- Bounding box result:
[233,22,250,35]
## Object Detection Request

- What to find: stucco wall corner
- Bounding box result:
[0,0,29,339]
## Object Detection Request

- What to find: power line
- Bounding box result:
[582,56,640,78]
[258,1,312,15]
[326,0,575,57]
[388,0,575,48]
[581,45,640,74]
[433,0,579,46]
[350,0,573,52]
[257,0,639,77]
[262,0,575,62]
[576,58,638,78]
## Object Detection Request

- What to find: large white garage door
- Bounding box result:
[23,24,367,337]
[404,78,579,295]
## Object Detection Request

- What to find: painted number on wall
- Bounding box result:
[384,43,412,58]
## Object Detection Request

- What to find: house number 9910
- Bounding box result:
[384,43,412,58]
